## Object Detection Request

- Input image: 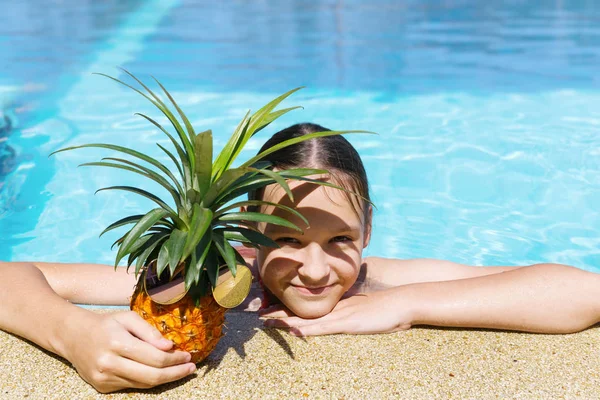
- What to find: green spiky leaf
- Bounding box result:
[194,130,212,196]
[217,211,303,232]
[166,229,187,276]
[213,231,238,277]
[114,208,170,267]
[217,227,279,248]
[181,205,212,261]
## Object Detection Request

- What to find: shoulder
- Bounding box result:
[362,257,453,287]
[361,256,521,289]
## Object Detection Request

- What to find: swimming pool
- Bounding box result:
[1,0,599,272]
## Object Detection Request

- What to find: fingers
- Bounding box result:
[262,304,353,335]
[259,297,359,327]
[115,311,173,350]
[89,358,196,393]
[113,358,196,390]
[110,312,192,368]
[116,336,193,368]
[264,314,355,336]
[259,294,406,337]
[289,319,355,337]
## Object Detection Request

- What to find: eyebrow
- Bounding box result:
[266,224,362,235]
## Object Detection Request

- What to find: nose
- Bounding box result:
[297,243,330,284]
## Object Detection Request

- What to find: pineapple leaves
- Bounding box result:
[157,245,170,277]
[127,232,168,273]
[212,87,302,180]
[135,112,190,188]
[52,143,183,193]
[153,77,196,143]
[181,205,212,261]
[100,214,173,237]
[95,186,184,227]
[81,159,183,209]
[214,199,308,227]
[253,106,302,135]
[203,247,220,289]
[114,208,170,268]
[165,229,187,276]
[213,231,238,277]
[279,171,374,207]
[245,88,303,137]
[214,168,327,206]
[157,143,184,182]
[134,233,168,277]
[186,232,212,289]
[202,168,250,208]
[216,227,279,248]
[212,110,251,181]
[194,130,212,196]
[116,69,195,170]
[253,167,296,201]
[217,211,302,232]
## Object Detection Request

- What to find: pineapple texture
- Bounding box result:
[130,280,226,363]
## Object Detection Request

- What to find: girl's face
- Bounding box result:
[255,179,371,319]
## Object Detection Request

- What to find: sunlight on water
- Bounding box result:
[6,84,600,272]
[2,0,600,273]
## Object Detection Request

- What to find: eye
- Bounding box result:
[331,236,352,243]
[276,237,300,245]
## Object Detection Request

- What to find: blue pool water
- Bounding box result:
[1,0,600,271]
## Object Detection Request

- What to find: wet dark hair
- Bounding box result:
[249,122,371,218]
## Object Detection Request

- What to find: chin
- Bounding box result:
[288,301,336,319]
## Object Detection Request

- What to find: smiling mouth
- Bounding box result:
[291,284,334,295]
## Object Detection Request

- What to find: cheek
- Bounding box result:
[333,243,363,280]
[257,249,293,293]
[340,258,361,289]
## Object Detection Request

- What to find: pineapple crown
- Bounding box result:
[51,69,370,297]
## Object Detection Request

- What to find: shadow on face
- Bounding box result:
[255,180,369,319]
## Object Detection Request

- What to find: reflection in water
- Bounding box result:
[0,0,144,90]
[0,109,16,180]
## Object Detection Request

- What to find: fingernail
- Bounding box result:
[160,338,173,346]
[188,364,196,374]
[184,353,192,362]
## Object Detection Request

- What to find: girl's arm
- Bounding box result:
[261,262,600,335]
[31,261,137,304]
[0,261,196,393]
[409,263,600,333]
[362,256,521,289]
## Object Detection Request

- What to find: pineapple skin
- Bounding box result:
[130,278,227,364]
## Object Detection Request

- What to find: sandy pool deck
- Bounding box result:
[1,310,599,399]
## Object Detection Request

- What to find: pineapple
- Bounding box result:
[52,69,366,363]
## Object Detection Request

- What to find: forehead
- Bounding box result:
[261,179,349,208]
[259,181,365,231]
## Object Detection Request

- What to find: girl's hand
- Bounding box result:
[60,310,196,393]
[259,288,413,336]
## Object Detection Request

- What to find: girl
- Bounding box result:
[1,123,599,393]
